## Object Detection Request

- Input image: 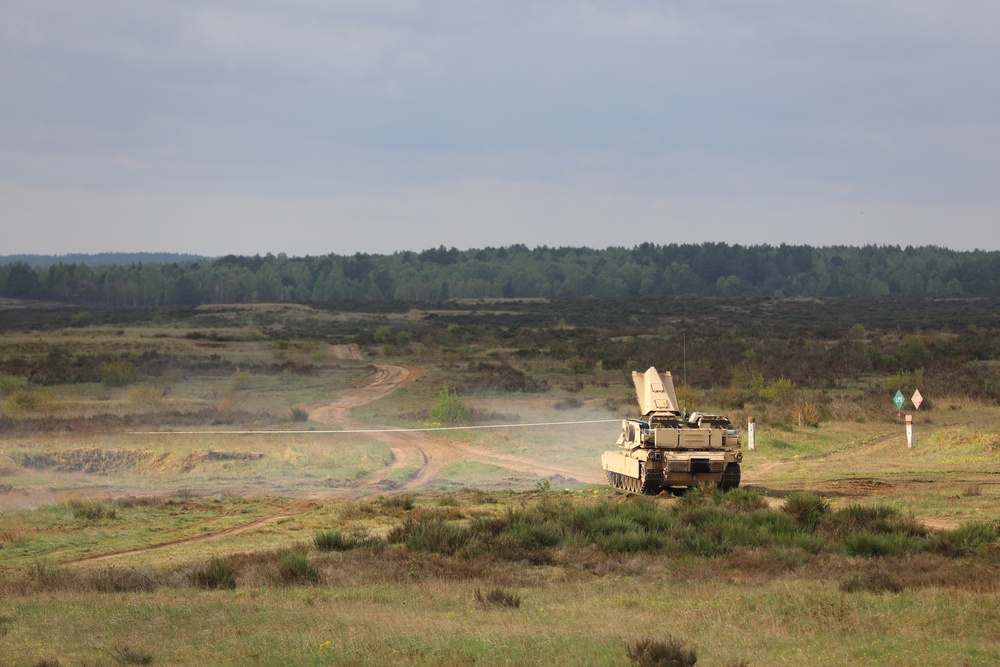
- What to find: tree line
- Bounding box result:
[1,243,998,306]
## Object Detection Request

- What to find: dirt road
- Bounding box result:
[307,346,604,491]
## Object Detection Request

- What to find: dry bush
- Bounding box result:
[474,587,521,609]
[459,362,548,394]
[127,384,165,410]
[788,401,823,427]
[378,493,416,511]
[230,369,253,391]
[337,501,379,521]
[626,637,697,667]
[0,372,25,396]
[2,563,160,596]
[841,569,904,594]
[106,644,154,665]
[86,567,158,593]
[67,499,117,520]
[99,359,138,387]
[5,387,54,415]
[113,496,168,509]
[960,483,982,497]
[316,529,383,553]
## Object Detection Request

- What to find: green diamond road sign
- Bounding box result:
[893,390,905,410]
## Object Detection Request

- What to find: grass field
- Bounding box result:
[1,302,999,666]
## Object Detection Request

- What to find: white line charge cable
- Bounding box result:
[130,419,621,435]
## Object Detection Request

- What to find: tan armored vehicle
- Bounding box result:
[602,367,743,493]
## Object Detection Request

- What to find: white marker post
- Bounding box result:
[748,417,756,451]
[905,414,913,448]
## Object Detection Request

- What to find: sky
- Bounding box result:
[1,0,998,256]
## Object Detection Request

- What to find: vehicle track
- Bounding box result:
[60,501,319,565]
[307,346,603,490]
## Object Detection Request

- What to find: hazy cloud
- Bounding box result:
[1,1,997,254]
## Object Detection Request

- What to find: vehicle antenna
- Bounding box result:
[682,333,687,415]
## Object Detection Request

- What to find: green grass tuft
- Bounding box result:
[277,551,319,585]
[626,637,697,667]
[193,557,236,590]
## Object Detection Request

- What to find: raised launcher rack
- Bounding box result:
[601,367,743,494]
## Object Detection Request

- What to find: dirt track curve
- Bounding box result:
[306,345,604,491]
[58,347,603,564]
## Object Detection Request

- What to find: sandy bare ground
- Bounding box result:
[306,346,604,491]
[740,434,976,530]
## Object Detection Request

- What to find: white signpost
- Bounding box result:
[905,414,914,448]
[748,417,756,451]
[911,389,923,410]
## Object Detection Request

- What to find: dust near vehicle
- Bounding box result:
[602,367,743,493]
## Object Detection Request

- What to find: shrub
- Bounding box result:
[460,362,548,393]
[782,491,828,530]
[474,587,521,609]
[762,377,798,403]
[929,522,999,558]
[193,557,236,590]
[626,637,697,667]
[230,369,253,391]
[69,311,92,327]
[314,530,363,552]
[841,570,904,594]
[127,384,165,410]
[87,567,157,593]
[554,397,583,411]
[5,387,54,414]
[107,644,154,665]
[822,503,924,538]
[379,493,416,511]
[676,482,719,510]
[68,499,116,521]
[277,551,319,585]
[720,487,769,513]
[100,359,138,387]
[388,513,470,555]
[428,384,469,425]
[290,407,309,422]
[960,483,982,497]
[0,372,24,396]
[845,532,918,558]
[788,402,823,427]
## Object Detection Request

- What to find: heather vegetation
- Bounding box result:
[1,489,998,665]
[1,295,999,665]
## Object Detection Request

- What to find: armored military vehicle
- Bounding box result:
[602,367,742,493]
